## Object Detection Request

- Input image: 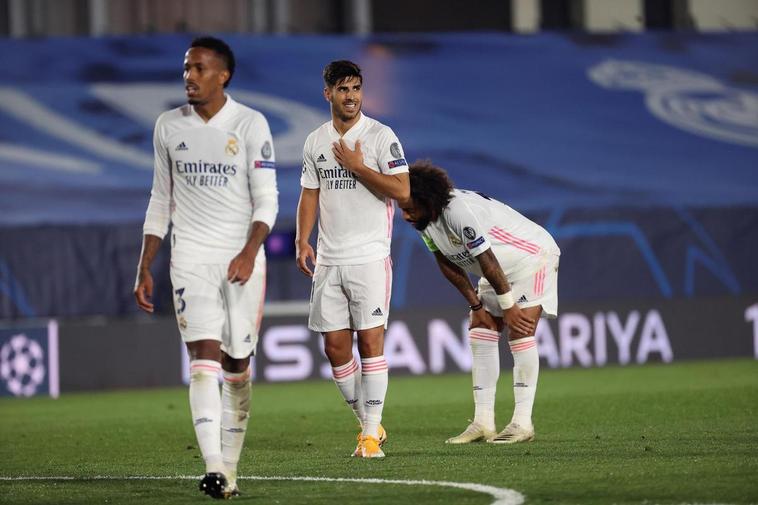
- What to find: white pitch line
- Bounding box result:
[0,474,524,505]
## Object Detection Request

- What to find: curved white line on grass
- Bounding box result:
[245,475,524,505]
[0,474,524,505]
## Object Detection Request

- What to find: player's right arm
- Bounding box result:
[296,141,320,277]
[331,127,410,202]
[296,188,318,277]
[135,115,172,313]
[432,251,498,331]
[432,251,479,307]
[135,234,162,313]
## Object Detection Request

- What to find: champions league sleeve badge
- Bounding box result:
[463,226,477,240]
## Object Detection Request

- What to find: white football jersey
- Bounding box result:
[301,113,408,265]
[143,95,279,264]
[420,189,560,280]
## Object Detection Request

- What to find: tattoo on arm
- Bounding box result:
[477,248,511,295]
[434,252,479,306]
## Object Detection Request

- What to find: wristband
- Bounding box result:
[497,292,515,310]
[469,302,483,311]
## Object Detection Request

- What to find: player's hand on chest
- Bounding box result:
[327,138,379,172]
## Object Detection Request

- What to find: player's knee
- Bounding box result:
[186,339,222,361]
[221,353,251,373]
[357,338,383,358]
[324,340,351,364]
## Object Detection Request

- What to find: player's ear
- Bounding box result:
[219,69,230,87]
[323,87,331,103]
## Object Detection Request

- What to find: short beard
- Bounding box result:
[336,106,360,123]
[413,217,430,231]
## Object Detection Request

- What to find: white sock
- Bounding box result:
[221,367,251,487]
[468,328,500,431]
[509,336,539,427]
[332,358,364,427]
[361,356,388,439]
[189,360,223,474]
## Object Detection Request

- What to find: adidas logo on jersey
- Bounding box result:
[243,334,252,343]
[316,154,327,162]
[371,307,383,316]
[175,142,188,151]
[518,295,528,303]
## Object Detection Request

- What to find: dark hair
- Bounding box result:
[323,60,362,87]
[409,160,454,220]
[190,36,236,88]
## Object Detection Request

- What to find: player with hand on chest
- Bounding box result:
[296,60,410,458]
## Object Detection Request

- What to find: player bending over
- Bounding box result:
[399,161,560,444]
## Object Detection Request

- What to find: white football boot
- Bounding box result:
[445,421,496,444]
[488,422,535,444]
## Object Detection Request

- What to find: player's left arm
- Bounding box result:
[476,249,535,336]
[448,200,535,336]
[228,221,271,285]
[229,115,279,285]
[331,136,410,202]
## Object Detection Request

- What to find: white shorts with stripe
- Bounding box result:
[308,257,392,333]
[169,253,266,359]
[478,252,559,319]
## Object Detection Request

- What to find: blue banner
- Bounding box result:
[0,33,756,318]
[0,33,756,225]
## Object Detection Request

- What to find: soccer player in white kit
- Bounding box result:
[134,37,278,498]
[296,60,410,458]
[399,161,560,445]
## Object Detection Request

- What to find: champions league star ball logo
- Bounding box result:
[0,334,46,397]
[588,59,758,148]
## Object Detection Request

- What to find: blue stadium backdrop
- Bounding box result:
[0,33,756,329]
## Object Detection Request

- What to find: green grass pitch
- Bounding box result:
[1,358,756,504]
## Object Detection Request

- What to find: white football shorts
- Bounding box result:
[169,253,266,359]
[478,253,559,319]
[308,257,392,333]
